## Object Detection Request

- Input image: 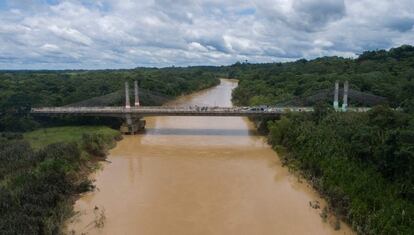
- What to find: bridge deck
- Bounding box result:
[31,106,313,117]
[30,106,371,117]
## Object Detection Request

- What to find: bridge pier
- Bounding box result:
[120,115,146,134]
[120,81,145,134]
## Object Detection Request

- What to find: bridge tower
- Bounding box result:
[125,81,131,109]
[342,81,349,112]
[134,80,140,106]
[121,81,145,134]
[333,80,339,110]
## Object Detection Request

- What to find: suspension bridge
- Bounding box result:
[31,80,380,134]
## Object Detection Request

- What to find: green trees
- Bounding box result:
[0,66,220,234]
[0,130,120,234]
[0,141,78,234]
[82,133,116,157]
[0,68,219,132]
[267,109,414,234]
[231,45,414,108]
[232,45,414,233]
[0,66,221,233]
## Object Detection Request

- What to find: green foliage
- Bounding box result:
[82,133,112,157]
[231,45,414,108]
[0,66,220,233]
[267,109,414,234]
[232,45,414,234]
[268,116,292,146]
[0,66,219,234]
[0,68,220,132]
[0,142,78,234]
[24,126,120,150]
[0,127,121,234]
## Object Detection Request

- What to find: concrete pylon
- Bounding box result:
[125,81,131,109]
[333,80,339,110]
[342,80,349,112]
[134,80,140,106]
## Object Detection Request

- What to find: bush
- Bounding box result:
[82,133,110,157]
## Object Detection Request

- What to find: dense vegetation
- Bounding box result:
[231,45,414,234]
[0,68,219,234]
[0,127,121,234]
[1,44,414,234]
[231,45,414,108]
[0,67,219,132]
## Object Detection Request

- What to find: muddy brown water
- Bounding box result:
[66,79,354,235]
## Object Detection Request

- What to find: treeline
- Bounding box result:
[231,45,414,108]
[0,67,220,132]
[0,131,121,234]
[0,67,219,234]
[231,45,414,234]
[269,107,414,234]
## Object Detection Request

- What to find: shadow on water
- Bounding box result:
[142,128,260,136]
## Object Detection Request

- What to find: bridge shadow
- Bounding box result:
[143,128,260,136]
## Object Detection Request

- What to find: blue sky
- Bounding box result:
[0,0,413,69]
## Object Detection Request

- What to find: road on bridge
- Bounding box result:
[30,106,319,117]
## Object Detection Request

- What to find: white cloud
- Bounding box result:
[48,25,93,46]
[188,42,209,52]
[41,43,59,52]
[0,0,413,69]
[314,39,333,48]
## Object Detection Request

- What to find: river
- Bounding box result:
[66,79,353,235]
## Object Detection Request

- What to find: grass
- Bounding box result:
[24,126,120,149]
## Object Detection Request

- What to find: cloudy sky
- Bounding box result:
[0,0,413,69]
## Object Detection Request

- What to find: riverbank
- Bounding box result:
[228,45,414,234]
[24,126,121,149]
[233,89,414,233]
[240,106,414,234]
[265,111,414,234]
[0,126,121,234]
[0,73,222,234]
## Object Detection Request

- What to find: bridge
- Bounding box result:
[30,106,317,117]
[31,80,375,134]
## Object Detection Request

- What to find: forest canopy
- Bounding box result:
[230,45,414,234]
[0,67,220,132]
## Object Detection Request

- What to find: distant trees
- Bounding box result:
[232,45,414,234]
[0,68,220,132]
[0,67,221,234]
[231,45,414,108]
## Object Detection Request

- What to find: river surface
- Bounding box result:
[66,79,353,235]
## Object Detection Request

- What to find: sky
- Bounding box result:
[0,0,413,69]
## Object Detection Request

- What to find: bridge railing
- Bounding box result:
[29,106,381,116]
[32,106,376,116]
[31,106,318,115]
